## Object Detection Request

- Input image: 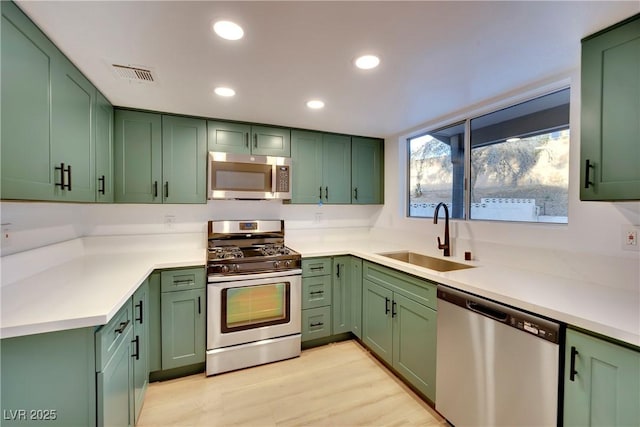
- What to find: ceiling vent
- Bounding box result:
[112,64,156,83]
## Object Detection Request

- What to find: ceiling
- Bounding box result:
[16,1,639,138]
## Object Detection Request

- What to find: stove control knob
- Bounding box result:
[220,265,230,274]
[232,264,239,272]
[273,260,281,269]
[284,260,292,268]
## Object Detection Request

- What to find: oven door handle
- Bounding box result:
[208,269,302,283]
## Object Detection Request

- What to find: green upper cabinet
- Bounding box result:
[564,328,640,426]
[580,14,640,200]
[162,115,207,203]
[208,121,291,157]
[114,110,163,203]
[351,137,384,204]
[1,1,96,202]
[115,111,206,204]
[95,92,114,202]
[51,55,96,202]
[291,130,351,204]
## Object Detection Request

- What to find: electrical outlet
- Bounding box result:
[164,215,176,229]
[622,226,640,252]
[2,224,12,246]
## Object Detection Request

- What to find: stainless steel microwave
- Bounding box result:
[208,152,292,200]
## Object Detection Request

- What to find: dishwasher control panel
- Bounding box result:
[511,317,558,343]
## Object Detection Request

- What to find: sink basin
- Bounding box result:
[378,251,475,272]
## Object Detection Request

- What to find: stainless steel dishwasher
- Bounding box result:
[436,286,562,426]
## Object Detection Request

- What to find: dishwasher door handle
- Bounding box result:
[466,300,508,322]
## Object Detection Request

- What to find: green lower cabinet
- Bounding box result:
[332,256,352,335]
[564,328,640,426]
[161,288,206,370]
[97,325,134,427]
[350,258,363,339]
[132,279,149,422]
[0,328,96,426]
[302,306,332,341]
[391,293,436,401]
[147,271,162,373]
[362,279,394,364]
[362,261,438,402]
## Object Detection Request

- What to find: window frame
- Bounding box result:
[406,85,571,224]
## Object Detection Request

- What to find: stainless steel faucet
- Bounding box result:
[433,202,450,257]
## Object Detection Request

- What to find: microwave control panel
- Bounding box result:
[275,166,290,192]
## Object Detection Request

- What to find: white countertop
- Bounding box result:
[1,236,205,339]
[2,234,638,349]
[289,240,640,348]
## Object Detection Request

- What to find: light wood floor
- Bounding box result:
[138,340,446,426]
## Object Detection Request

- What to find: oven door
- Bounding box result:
[207,270,301,349]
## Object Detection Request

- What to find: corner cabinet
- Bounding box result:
[208,120,291,157]
[291,130,352,204]
[114,110,207,204]
[362,261,437,402]
[580,14,640,200]
[351,137,384,204]
[563,329,640,426]
[1,1,97,202]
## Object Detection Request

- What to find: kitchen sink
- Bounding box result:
[378,251,475,272]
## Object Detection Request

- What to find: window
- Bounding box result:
[408,88,570,223]
[408,122,466,219]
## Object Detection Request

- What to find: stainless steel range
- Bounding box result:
[206,220,302,376]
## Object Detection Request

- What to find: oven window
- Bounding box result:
[221,282,290,332]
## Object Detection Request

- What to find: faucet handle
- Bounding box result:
[437,236,449,250]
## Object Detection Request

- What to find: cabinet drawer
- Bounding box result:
[302,275,332,309]
[160,267,205,292]
[95,299,133,371]
[302,306,332,342]
[363,261,437,310]
[302,257,332,277]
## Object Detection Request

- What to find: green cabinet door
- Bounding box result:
[51,55,96,202]
[291,130,324,203]
[1,2,59,201]
[207,121,251,154]
[332,256,352,334]
[352,137,384,204]
[251,125,291,157]
[147,271,162,373]
[350,257,363,339]
[322,134,351,204]
[95,92,114,202]
[564,329,640,426]
[161,288,206,370]
[392,293,437,402]
[132,280,149,423]
[114,110,162,203]
[362,279,393,365]
[97,325,134,427]
[161,115,207,204]
[581,15,640,200]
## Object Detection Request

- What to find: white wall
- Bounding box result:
[0,200,382,255]
[373,67,640,290]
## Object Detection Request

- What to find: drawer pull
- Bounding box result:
[309,290,324,295]
[173,279,194,286]
[115,319,130,334]
[310,322,324,327]
[385,297,390,315]
[392,301,397,318]
[131,335,140,360]
[309,266,324,272]
[569,346,579,381]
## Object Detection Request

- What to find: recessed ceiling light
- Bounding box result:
[306,100,325,109]
[214,87,236,97]
[355,54,380,70]
[213,20,244,41]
